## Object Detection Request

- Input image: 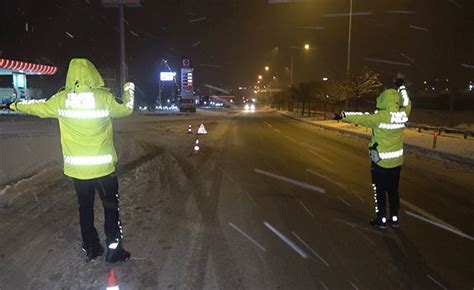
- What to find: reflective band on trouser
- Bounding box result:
[379,123,405,130]
[58,109,109,119]
[372,183,378,213]
[64,154,113,166]
[379,149,403,160]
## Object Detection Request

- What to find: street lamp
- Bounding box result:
[346,0,353,77]
[290,44,310,85]
[258,75,263,80]
[265,66,270,71]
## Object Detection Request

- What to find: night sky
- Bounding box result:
[1,0,473,100]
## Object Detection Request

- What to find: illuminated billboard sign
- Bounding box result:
[160,72,176,81]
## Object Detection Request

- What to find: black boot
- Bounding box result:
[105,242,131,263]
[82,243,104,261]
[369,216,387,229]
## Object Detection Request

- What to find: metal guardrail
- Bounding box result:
[406,123,474,139]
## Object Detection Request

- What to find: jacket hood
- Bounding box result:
[376,88,400,111]
[65,58,105,90]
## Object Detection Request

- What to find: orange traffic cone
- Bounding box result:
[197,124,207,135]
[193,139,200,156]
[106,268,119,290]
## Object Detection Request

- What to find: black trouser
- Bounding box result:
[370,162,401,220]
[72,173,123,247]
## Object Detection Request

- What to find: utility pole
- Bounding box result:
[346,0,353,78]
[102,0,142,95]
[344,0,353,109]
[119,5,126,91]
[290,55,294,86]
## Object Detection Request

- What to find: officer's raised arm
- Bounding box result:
[109,82,135,118]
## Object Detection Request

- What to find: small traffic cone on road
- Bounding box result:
[187,124,192,134]
[106,268,119,290]
[197,124,207,135]
[193,139,200,156]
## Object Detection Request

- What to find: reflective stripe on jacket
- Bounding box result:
[12,58,134,179]
[342,88,412,168]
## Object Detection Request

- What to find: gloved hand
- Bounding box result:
[123,82,135,93]
[333,112,344,120]
[0,102,13,110]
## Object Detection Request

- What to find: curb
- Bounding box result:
[277,111,474,168]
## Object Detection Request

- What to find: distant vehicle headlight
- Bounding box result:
[244,104,250,111]
[250,104,255,110]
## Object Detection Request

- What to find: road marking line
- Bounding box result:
[337,196,352,207]
[298,200,314,217]
[274,128,281,133]
[350,281,360,290]
[302,142,322,151]
[292,232,329,267]
[246,192,257,206]
[319,280,329,290]
[405,211,474,241]
[229,222,267,252]
[307,149,335,165]
[284,135,297,143]
[220,166,238,184]
[306,169,345,189]
[426,274,447,290]
[401,199,463,233]
[263,222,308,258]
[351,190,366,203]
[255,168,326,194]
[263,121,273,128]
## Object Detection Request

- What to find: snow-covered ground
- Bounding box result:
[0,110,238,288]
[0,110,231,187]
[0,109,473,289]
[279,111,474,163]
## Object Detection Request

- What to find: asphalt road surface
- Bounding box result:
[0,110,473,289]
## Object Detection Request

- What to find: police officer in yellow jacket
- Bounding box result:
[335,74,411,229]
[4,58,134,262]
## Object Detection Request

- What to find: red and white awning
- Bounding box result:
[0,58,58,75]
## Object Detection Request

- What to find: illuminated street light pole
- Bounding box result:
[119,5,126,88]
[344,0,353,109]
[290,43,309,86]
[290,55,294,85]
[102,0,142,95]
[346,0,353,77]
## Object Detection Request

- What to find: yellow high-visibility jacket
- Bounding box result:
[12,58,134,179]
[342,87,411,168]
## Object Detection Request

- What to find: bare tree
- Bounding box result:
[344,67,382,111]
